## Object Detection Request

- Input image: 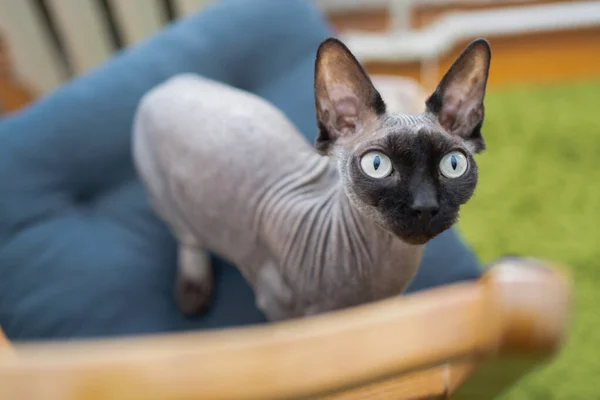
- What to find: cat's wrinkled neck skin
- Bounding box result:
[331,160,425,300]
[259,154,424,311]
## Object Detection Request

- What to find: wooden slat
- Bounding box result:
[0,0,66,93]
[0,35,35,113]
[46,0,113,74]
[322,363,451,399]
[0,79,34,115]
[323,359,480,399]
[0,259,571,400]
[108,0,164,46]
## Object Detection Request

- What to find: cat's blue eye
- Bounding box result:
[360,151,392,179]
[440,151,468,178]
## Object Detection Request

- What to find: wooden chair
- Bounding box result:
[0,258,571,399]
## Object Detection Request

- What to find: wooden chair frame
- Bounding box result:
[0,258,571,399]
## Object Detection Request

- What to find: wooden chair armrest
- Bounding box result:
[0,258,571,399]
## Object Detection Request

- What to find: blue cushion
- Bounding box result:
[0,0,480,342]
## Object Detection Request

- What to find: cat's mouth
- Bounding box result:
[388,214,457,245]
[395,231,444,245]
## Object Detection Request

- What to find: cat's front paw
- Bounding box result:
[175,245,213,317]
[176,275,213,316]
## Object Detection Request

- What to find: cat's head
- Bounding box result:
[314,37,491,245]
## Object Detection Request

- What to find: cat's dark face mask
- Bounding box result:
[314,37,491,245]
[347,127,479,245]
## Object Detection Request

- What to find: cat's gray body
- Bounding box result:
[133,37,491,320]
[133,74,423,319]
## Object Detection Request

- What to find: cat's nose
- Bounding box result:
[410,199,439,224]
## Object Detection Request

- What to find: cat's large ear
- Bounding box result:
[314,38,386,154]
[426,38,491,153]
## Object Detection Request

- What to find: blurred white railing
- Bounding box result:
[340,1,600,62]
[316,0,544,11]
[316,0,568,31]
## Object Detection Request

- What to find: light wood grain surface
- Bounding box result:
[0,258,571,400]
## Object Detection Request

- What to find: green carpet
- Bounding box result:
[457,79,600,399]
